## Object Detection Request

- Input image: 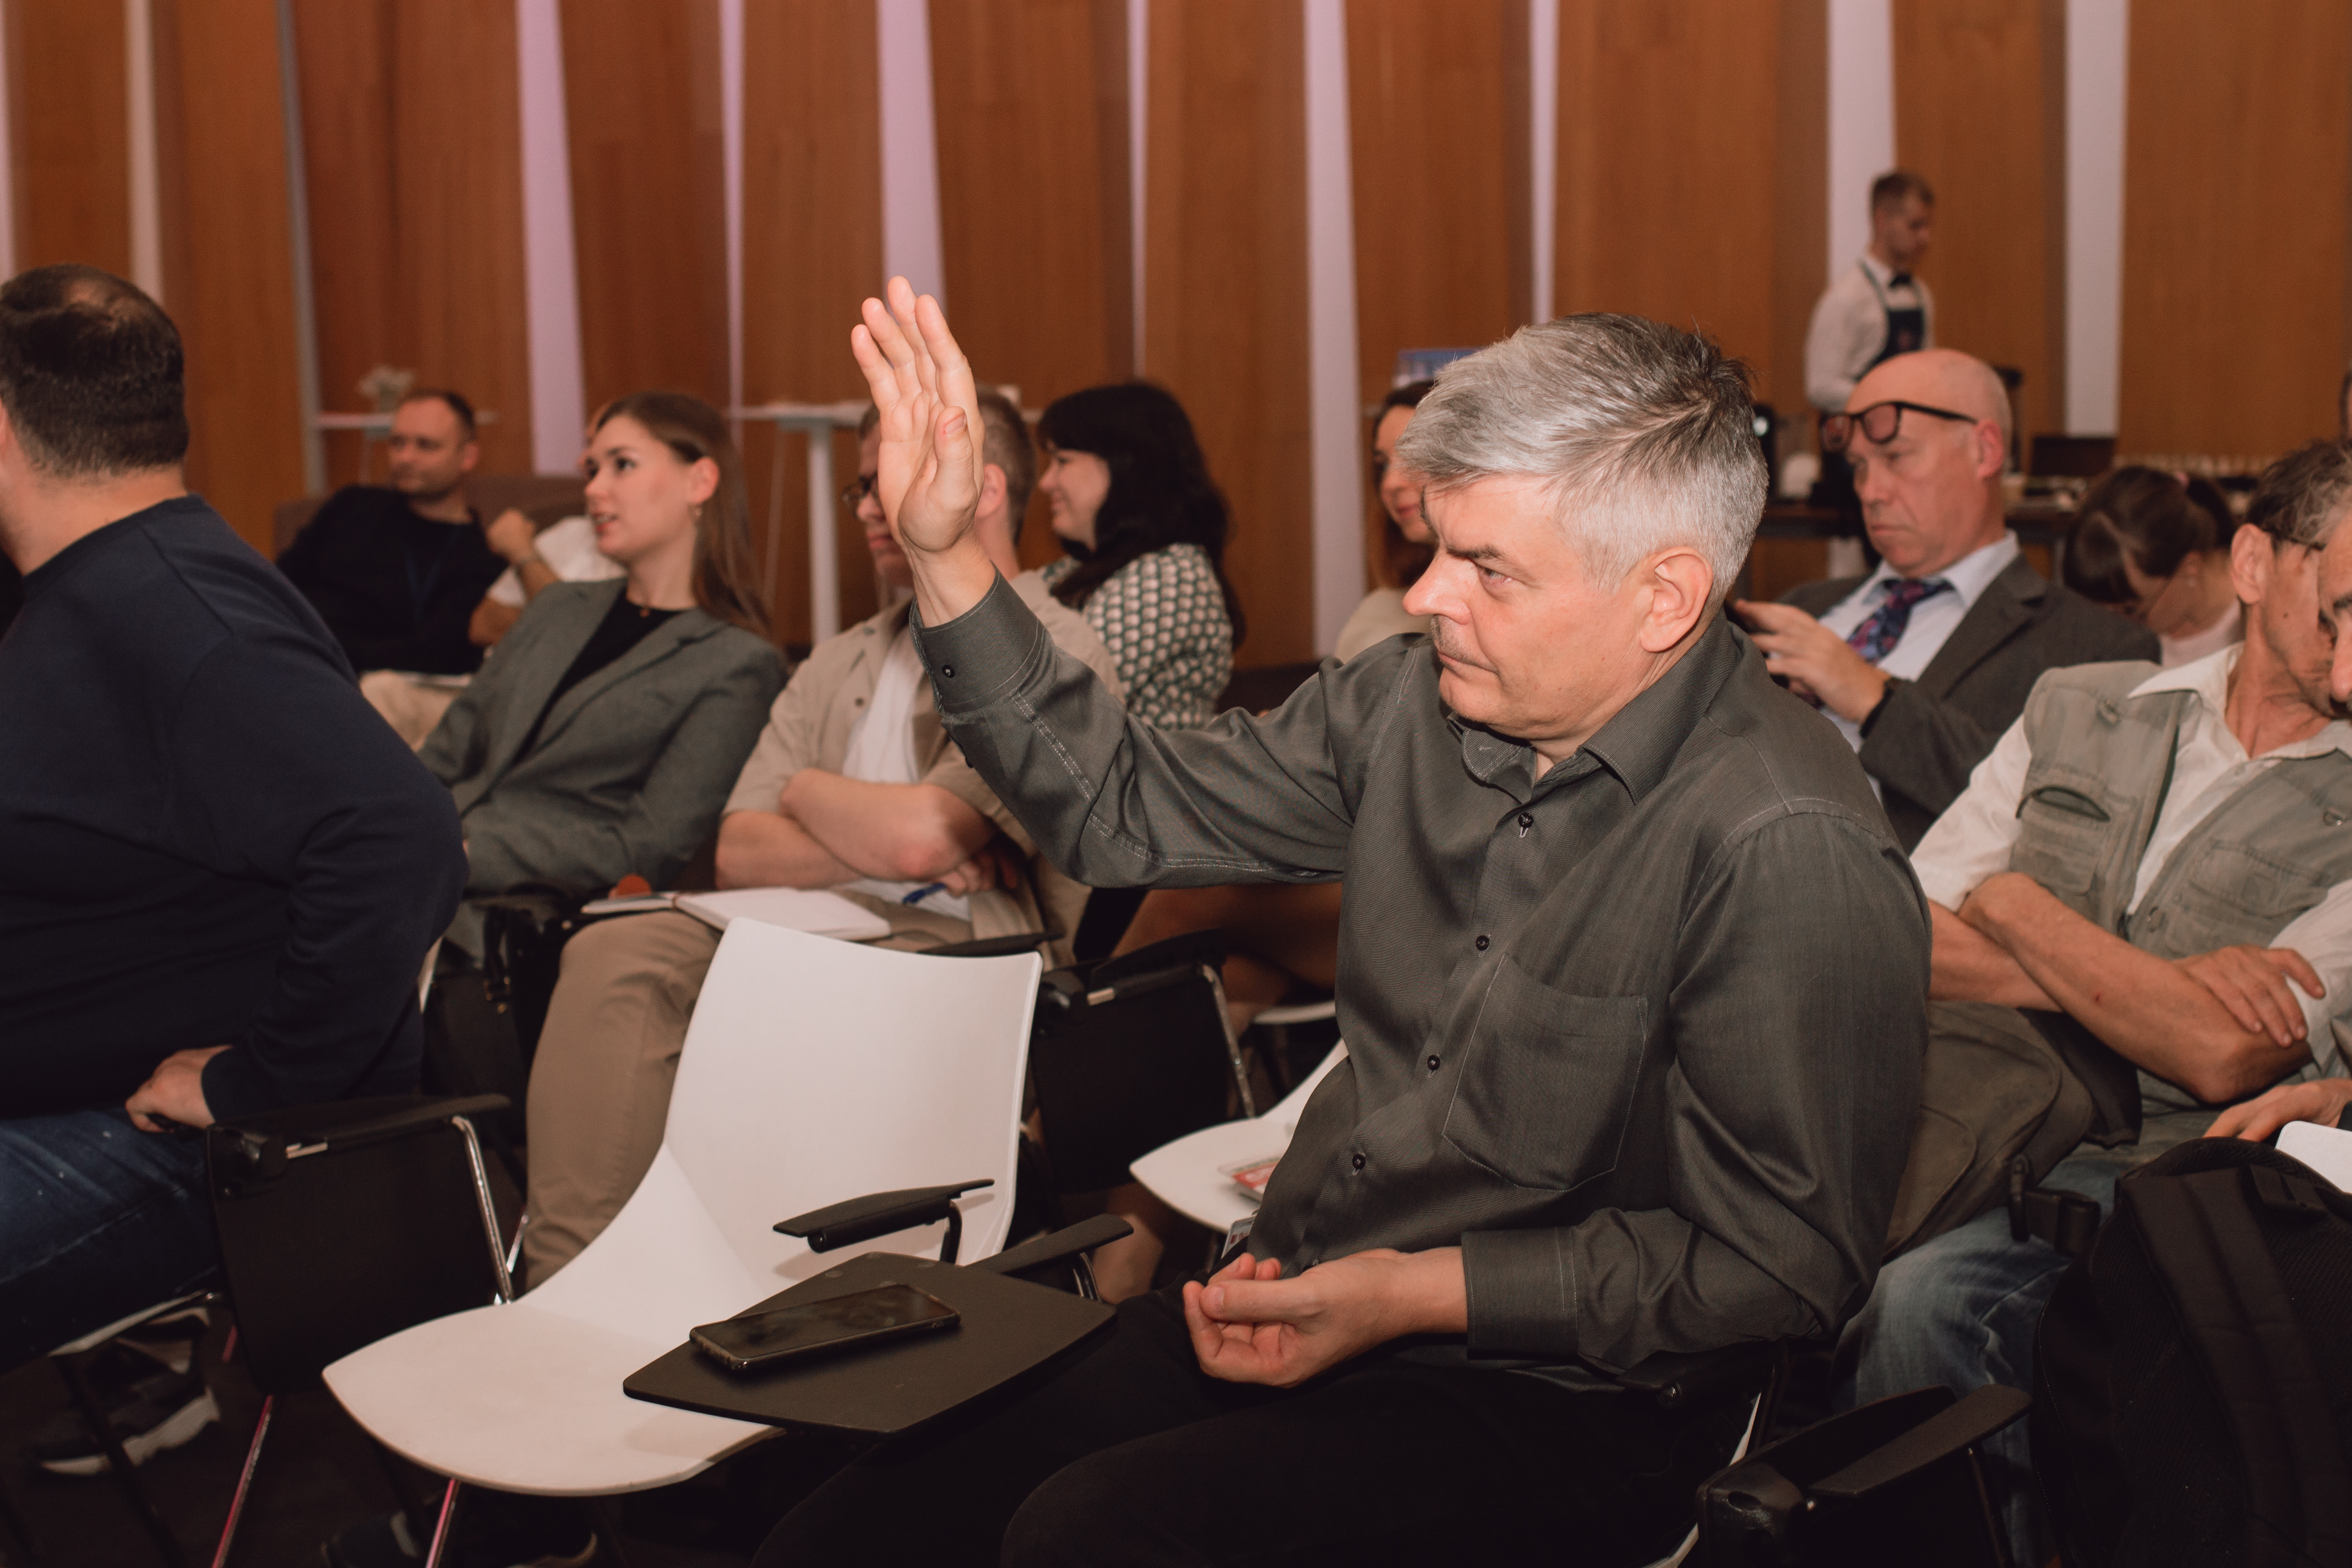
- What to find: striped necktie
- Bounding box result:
[1847,578,1952,665]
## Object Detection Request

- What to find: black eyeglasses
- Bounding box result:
[838,473,877,510]
[1821,399,1978,453]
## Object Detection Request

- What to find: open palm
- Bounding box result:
[850,276,986,558]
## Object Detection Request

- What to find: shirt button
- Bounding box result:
[941,665,955,678]
[1517,813,1532,829]
[1427,1054,1441,1072]
[1351,1152,1366,1171]
[1474,934,1490,951]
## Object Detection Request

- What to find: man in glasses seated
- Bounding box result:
[1734,348,2155,847]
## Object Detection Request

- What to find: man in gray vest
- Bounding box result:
[1842,440,2352,1564]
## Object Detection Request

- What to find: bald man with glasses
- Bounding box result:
[1735,349,2155,847]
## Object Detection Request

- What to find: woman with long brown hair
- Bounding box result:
[418,391,783,930]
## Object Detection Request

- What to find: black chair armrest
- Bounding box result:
[774,1179,995,1264]
[970,1214,1135,1278]
[1810,1384,2030,1501]
[924,932,1052,959]
[210,1093,513,1192]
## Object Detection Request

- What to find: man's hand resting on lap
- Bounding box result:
[1181,1246,1467,1388]
[126,1044,228,1132]
[2206,1077,2352,1141]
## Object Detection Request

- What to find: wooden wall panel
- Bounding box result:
[7,1,132,276]
[742,0,884,648]
[1893,0,2065,447]
[929,0,1133,573]
[1346,0,1524,589]
[1555,1,1800,406]
[560,0,729,412]
[2118,0,2351,456]
[293,1,534,483]
[1145,0,1312,668]
[151,0,307,554]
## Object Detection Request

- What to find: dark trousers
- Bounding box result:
[755,1287,1749,1568]
[0,1109,219,1370]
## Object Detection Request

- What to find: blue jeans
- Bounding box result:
[0,1109,220,1371]
[1836,1147,2135,1568]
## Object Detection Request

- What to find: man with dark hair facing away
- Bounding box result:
[0,266,465,1473]
[277,387,508,742]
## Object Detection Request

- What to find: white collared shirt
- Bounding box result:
[1804,253,1939,412]
[1816,532,2021,759]
[1913,643,2352,1052]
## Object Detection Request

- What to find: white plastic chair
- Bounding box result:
[1130,1043,1346,1234]
[323,918,1040,1510]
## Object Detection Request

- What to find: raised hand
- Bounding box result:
[851,279,984,552]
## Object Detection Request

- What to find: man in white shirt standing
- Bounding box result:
[1736,349,2154,847]
[1806,170,1937,416]
[1842,440,2352,1565]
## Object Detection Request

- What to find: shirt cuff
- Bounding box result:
[200,1048,276,1121]
[1461,1228,1580,1359]
[909,571,1049,718]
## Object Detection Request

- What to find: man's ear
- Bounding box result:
[2230,521,2272,606]
[1638,548,1714,654]
[979,462,1008,518]
[1972,420,2006,480]
[460,440,481,477]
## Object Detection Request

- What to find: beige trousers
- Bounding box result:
[519,900,972,1287]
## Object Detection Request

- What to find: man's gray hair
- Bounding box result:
[2248,441,2352,550]
[1394,314,1766,604]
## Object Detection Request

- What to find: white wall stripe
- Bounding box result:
[1529,0,1558,324]
[275,0,324,493]
[2067,0,2127,435]
[516,0,585,473]
[876,0,945,300]
[1129,0,1147,371]
[1826,0,1894,284]
[720,0,744,421]
[125,0,163,302]
[1304,0,1362,655]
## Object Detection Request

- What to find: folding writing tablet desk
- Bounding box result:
[622,1251,1113,1439]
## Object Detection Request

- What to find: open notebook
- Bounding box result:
[580,888,891,943]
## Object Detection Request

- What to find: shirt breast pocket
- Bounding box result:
[2008,783,2113,896]
[1441,960,1648,1193]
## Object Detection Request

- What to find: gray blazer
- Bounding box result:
[420,580,784,899]
[1782,552,2158,850]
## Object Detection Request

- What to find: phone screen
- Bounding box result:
[690,1282,959,1371]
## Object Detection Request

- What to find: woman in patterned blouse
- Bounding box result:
[1034,383,1242,727]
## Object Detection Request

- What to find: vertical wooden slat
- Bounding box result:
[928,0,1134,573]
[1146,0,1313,668]
[742,0,883,649]
[1552,1,1796,407]
[1892,0,2064,446]
[150,0,307,554]
[559,0,729,413]
[7,1,132,276]
[1344,0,1525,589]
[2118,0,2352,456]
[289,0,393,484]
[1770,0,1827,441]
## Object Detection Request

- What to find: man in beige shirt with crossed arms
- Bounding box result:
[519,391,1121,1284]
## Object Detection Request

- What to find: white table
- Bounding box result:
[729,401,871,644]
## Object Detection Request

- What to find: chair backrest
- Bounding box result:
[527,921,1039,1339]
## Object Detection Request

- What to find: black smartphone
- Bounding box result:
[689,1282,960,1372]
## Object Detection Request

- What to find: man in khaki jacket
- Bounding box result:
[520,393,1121,1283]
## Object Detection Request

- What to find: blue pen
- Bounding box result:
[901,882,948,906]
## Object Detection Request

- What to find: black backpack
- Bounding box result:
[2032,1136,2352,1568]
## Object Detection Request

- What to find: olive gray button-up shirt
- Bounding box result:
[917,581,1930,1379]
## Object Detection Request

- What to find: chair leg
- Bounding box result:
[208,1396,271,1568]
[54,1351,188,1568]
[422,1478,462,1568]
[585,1496,636,1568]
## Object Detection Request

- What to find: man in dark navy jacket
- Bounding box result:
[0,266,466,1386]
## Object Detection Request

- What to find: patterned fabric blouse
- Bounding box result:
[1039,543,1233,727]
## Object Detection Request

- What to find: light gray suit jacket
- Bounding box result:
[420,580,784,900]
